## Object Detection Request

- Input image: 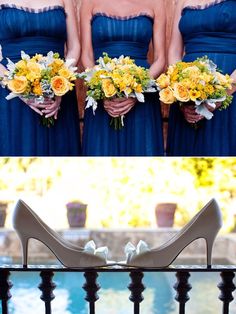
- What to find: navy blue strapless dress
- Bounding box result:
[0,5,81,156]
[167,0,236,156]
[82,14,164,156]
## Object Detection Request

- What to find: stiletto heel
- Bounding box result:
[17,233,29,268]
[205,232,218,268]
[13,200,108,268]
[123,199,222,268]
[206,239,213,268]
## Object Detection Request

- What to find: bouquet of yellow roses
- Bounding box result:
[156,56,233,121]
[0,51,78,127]
[79,53,156,129]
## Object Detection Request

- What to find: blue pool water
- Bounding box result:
[4,271,236,314]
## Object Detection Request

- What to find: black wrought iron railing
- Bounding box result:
[0,265,235,314]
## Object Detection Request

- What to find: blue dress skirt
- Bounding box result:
[82,14,164,156]
[0,5,81,156]
[167,0,236,156]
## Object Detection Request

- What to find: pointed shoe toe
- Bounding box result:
[13,199,108,268]
[124,198,222,268]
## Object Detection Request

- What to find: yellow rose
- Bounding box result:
[16,60,27,71]
[52,59,64,68]
[159,87,176,104]
[102,78,117,98]
[26,61,41,81]
[215,72,232,88]
[181,78,192,89]
[51,76,70,96]
[199,72,212,83]
[8,76,28,94]
[58,67,74,80]
[156,74,170,89]
[189,90,201,101]
[173,83,190,102]
[182,65,201,77]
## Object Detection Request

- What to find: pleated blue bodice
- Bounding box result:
[0,5,81,156]
[83,14,164,156]
[0,4,66,63]
[91,13,153,68]
[167,0,236,156]
[180,0,236,56]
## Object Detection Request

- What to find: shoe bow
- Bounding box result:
[125,240,150,262]
[83,240,108,261]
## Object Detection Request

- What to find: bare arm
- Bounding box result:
[168,0,185,65]
[0,46,6,76]
[63,0,80,65]
[229,70,236,95]
[149,0,166,78]
[80,0,95,68]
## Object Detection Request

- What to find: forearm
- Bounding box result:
[81,52,95,69]
[65,45,80,66]
[149,56,166,79]
[168,41,184,65]
[228,85,236,95]
[229,70,236,95]
[168,51,183,65]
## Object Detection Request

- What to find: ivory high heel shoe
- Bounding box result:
[13,200,108,268]
[123,198,222,268]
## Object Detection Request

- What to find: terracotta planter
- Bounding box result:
[0,203,8,227]
[66,202,87,228]
[155,203,177,227]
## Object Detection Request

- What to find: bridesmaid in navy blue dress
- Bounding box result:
[0,0,81,156]
[80,0,166,156]
[167,0,236,156]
